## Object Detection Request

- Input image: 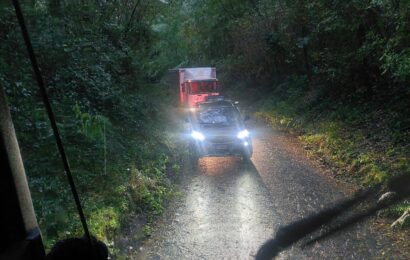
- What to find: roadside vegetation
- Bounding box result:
[0,1,181,252]
[254,84,410,227]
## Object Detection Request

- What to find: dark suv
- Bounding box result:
[188,100,253,160]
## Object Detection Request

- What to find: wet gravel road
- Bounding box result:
[134,123,405,259]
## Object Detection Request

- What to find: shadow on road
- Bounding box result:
[255,174,410,260]
[190,156,410,260]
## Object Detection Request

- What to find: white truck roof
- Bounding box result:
[181,67,216,81]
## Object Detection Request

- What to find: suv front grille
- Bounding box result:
[207,136,236,144]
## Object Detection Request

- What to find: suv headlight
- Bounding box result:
[191,130,205,141]
[237,129,249,139]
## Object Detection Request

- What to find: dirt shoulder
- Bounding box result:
[253,119,410,258]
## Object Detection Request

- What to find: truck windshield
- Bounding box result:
[188,81,218,94]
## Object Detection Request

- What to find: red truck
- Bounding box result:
[170,67,221,108]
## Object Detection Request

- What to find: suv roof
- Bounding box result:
[199,100,235,108]
[205,95,225,102]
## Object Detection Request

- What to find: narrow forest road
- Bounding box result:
[131,121,406,259]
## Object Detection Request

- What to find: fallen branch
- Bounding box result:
[391,209,410,228]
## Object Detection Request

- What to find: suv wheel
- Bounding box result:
[189,142,199,168]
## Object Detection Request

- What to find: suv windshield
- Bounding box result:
[197,106,237,126]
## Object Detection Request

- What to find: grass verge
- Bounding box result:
[254,91,410,228]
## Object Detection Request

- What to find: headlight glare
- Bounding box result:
[237,129,249,139]
[191,130,205,141]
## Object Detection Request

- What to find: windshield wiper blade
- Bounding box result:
[302,174,410,247]
[255,187,376,259]
[256,174,410,260]
[302,198,398,247]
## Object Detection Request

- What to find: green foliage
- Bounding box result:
[255,87,410,221]
[256,100,410,182]
[385,202,410,228]
[0,0,179,253]
[73,104,110,141]
[157,0,410,102]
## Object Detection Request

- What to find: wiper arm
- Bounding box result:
[302,197,397,247]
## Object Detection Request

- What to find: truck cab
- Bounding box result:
[182,79,220,108]
[176,67,222,108]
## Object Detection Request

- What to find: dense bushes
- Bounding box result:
[0,0,178,250]
[159,0,410,100]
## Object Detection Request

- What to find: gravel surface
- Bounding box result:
[131,122,407,259]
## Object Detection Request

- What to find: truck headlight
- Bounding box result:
[191,130,205,141]
[237,129,249,139]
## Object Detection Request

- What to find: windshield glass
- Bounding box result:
[188,81,218,94]
[4,1,410,259]
[197,106,237,126]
